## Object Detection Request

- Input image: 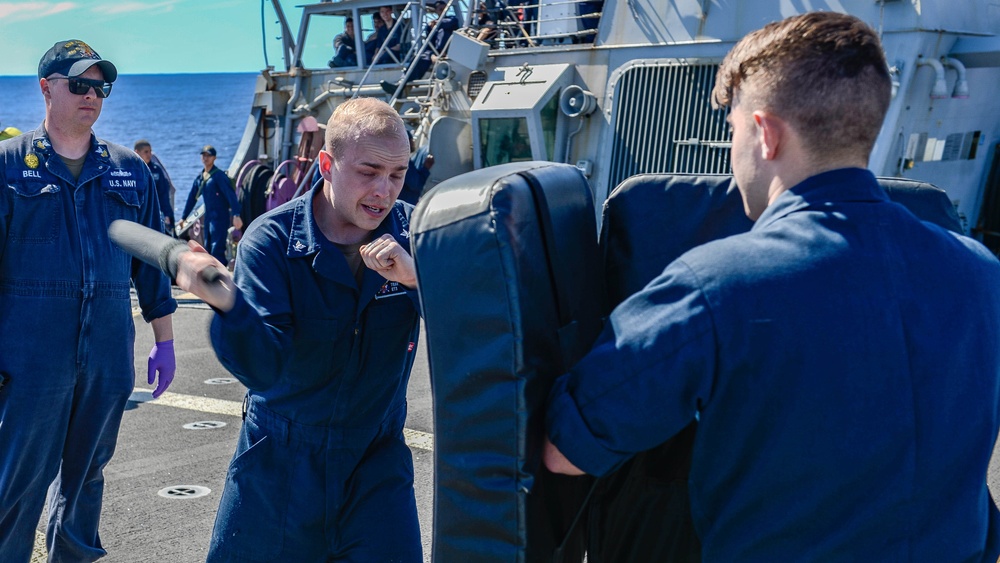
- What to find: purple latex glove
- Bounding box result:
[147,339,176,398]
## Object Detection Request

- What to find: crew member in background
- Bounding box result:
[329,16,358,68]
[0,39,177,563]
[364,12,389,66]
[174,98,422,562]
[380,0,459,96]
[377,5,405,64]
[180,145,242,264]
[472,1,498,44]
[544,12,1000,560]
[134,139,176,235]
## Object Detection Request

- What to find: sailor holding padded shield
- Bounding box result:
[545,12,1000,561]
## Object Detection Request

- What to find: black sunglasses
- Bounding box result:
[47,76,113,98]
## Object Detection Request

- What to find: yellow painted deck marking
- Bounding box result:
[141,390,434,451]
[403,428,434,451]
[145,391,242,417]
[31,530,45,562]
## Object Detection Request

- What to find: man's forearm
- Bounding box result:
[150,315,174,342]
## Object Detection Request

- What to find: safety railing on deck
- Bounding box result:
[469,0,602,49]
[355,1,421,93]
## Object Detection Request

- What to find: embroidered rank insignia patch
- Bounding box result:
[34,139,47,150]
[24,153,39,169]
[375,280,407,299]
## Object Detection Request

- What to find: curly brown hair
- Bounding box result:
[712,12,891,163]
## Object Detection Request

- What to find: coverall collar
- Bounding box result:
[29,124,112,187]
[754,167,886,232]
[286,182,405,291]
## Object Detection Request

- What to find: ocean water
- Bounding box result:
[0,73,259,219]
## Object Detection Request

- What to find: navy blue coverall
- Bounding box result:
[181,165,240,264]
[206,184,421,562]
[547,169,1000,561]
[0,127,176,562]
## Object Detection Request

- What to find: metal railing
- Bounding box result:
[473,0,602,49]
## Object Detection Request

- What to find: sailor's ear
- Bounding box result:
[753,111,784,161]
[318,150,334,181]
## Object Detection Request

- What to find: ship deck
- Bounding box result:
[29,287,1000,562]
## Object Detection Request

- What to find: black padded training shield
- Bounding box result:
[411,162,604,563]
[877,177,964,234]
[591,174,746,563]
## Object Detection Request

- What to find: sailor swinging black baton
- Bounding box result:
[108,219,225,285]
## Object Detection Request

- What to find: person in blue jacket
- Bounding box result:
[180,145,242,264]
[175,98,421,562]
[0,40,177,563]
[377,5,405,64]
[364,12,389,65]
[134,139,175,235]
[544,12,1000,561]
[380,0,459,96]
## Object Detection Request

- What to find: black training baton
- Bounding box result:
[108,219,224,284]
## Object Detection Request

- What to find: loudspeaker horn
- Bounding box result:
[434,61,455,81]
[559,85,597,117]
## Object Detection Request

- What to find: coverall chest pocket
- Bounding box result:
[6,183,61,244]
[104,188,142,272]
[104,187,141,223]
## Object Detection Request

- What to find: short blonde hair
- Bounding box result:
[712,12,890,162]
[325,98,408,159]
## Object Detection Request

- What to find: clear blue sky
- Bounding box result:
[0,0,299,75]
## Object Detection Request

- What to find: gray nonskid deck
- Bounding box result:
[31,288,1000,561]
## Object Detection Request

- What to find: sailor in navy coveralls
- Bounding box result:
[0,40,177,562]
[545,13,1000,561]
[176,98,422,562]
[134,139,176,235]
[180,145,242,264]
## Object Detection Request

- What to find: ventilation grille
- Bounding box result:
[608,63,732,192]
[467,70,488,100]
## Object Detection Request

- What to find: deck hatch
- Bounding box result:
[608,63,732,192]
